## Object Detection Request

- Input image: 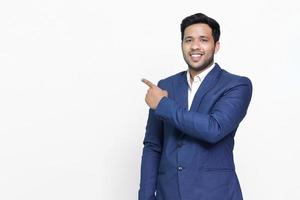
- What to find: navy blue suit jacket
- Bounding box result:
[139,64,252,200]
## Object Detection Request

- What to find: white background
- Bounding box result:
[0,0,300,199]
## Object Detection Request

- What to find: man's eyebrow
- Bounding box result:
[184,36,193,39]
[184,35,209,39]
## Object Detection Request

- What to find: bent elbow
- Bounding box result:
[202,124,235,144]
[204,133,223,144]
[204,117,223,144]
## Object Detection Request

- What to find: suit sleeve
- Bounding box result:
[155,77,252,144]
[139,83,164,200]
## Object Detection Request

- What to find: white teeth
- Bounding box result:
[191,54,201,57]
[190,52,202,56]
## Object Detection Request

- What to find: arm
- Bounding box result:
[155,77,252,144]
[138,108,163,200]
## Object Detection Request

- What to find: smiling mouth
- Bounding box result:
[190,52,203,62]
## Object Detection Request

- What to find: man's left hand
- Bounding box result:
[142,78,168,110]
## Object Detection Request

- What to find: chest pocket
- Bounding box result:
[197,93,221,113]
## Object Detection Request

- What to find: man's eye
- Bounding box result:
[200,39,208,42]
[185,39,192,43]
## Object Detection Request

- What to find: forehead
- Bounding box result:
[184,23,213,38]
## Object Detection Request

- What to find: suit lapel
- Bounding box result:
[174,71,188,110]
[173,72,188,138]
[190,64,222,111]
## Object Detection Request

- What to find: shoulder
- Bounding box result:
[213,66,253,101]
[218,66,252,88]
[157,71,186,88]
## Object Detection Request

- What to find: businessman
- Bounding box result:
[139,13,252,200]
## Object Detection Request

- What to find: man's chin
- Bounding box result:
[188,60,214,72]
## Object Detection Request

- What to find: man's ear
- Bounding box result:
[214,41,220,54]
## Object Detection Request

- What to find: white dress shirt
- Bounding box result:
[187,63,215,110]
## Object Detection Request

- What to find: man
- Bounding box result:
[139,13,252,200]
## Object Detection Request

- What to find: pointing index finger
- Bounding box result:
[141,78,156,88]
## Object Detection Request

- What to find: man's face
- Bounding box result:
[182,23,220,73]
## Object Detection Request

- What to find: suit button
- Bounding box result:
[177,143,182,148]
[178,166,183,171]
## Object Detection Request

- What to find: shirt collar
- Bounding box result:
[187,62,215,88]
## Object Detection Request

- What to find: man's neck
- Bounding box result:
[188,62,215,81]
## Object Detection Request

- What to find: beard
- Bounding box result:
[186,54,215,73]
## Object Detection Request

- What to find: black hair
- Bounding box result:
[180,13,220,43]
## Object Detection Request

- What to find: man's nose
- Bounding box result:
[191,41,201,50]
